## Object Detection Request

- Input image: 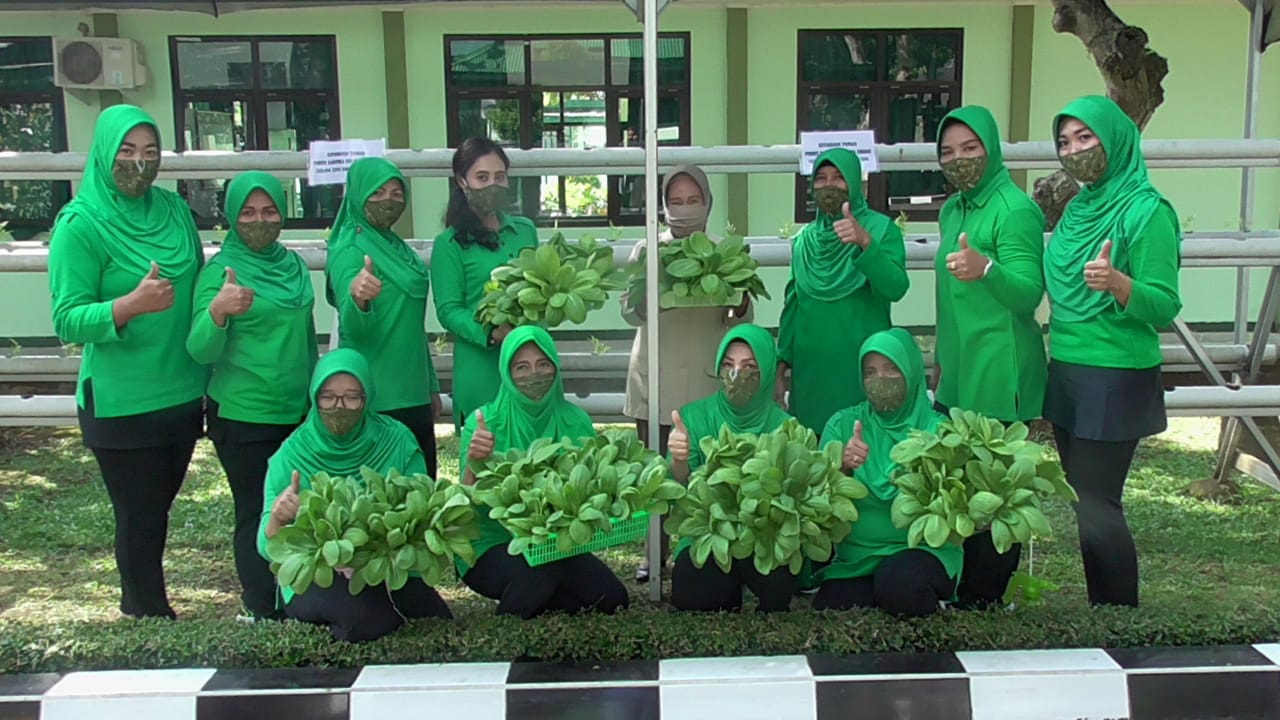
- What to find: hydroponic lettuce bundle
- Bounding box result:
[266,469,478,596]
[664,418,867,575]
[476,233,626,328]
[626,232,770,309]
[472,429,684,556]
[889,409,1075,554]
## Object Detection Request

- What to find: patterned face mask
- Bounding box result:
[813,186,846,217]
[514,371,556,401]
[719,367,762,407]
[364,198,406,230]
[864,375,908,415]
[236,221,282,252]
[1059,145,1108,185]
[113,159,160,198]
[464,183,510,216]
[940,155,988,193]
[319,407,362,436]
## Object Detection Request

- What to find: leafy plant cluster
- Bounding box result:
[889,409,1076,554]
[666,418,868,575]
[476,233,626,328]
[626,232,770,309]
[267,469,478,596]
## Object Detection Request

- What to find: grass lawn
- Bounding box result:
[1,418,1278,672]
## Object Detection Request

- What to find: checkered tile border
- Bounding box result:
[3,644,1279,720]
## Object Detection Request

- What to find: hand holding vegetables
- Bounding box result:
[834,202,870,249]
[350,255,382,308]
[843,420,868,472]
[468,411,495,463]
[271,470,302,527]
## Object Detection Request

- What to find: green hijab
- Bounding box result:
[679,323,791,439]
[1045,95,1180,322]
[792,148,894,302]
[212,171,312,308]
[326,157,428,303]
[936,105,1012,203]
[270,348,421,479]
[53,104,199,278]
[467,326,595,455]
[852,328,940,501]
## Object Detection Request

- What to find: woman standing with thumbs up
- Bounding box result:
[326,157,443,478]
[1044,96,1181,608]
[50,105,206,619]
[188,171,316,620]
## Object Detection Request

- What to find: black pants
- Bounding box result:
[1053,425,1140,607]
[383,404,438,479]
[462,548,630,619]
[955,530,1022,609]
[286,574,452,642]
[671,550,799,613]
[813,549,953,617]
[91,442,196,619]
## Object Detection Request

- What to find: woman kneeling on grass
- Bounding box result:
[458,326,630,619]
[814,328,962,617]
[668,324,797,613]
[259,348,452,642]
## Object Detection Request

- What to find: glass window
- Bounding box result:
[448,39,525,88]
[0,38,56,91]
[175,40,253,89]
[0,38,69,234]
[258,39,336,90]
[887,33,959,82]
[610,37,688,86]
[531,39,606,86]
[799,33,877,84]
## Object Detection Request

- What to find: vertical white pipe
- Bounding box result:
[642,0,663,603]
[1236,0,1264,348]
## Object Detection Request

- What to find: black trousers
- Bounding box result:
[462,548,630,619]
[813,549,953,617]
[91,442,196,619]
[670,550,799,613]
[383,404,438,479]
[955,530,1022,609]
[286,575,452,643]
[1053,425,1141,607]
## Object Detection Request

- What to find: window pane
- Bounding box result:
[610,37,688,86]
[175,40,254,89]
[179,100,252,223]
[266,98,341,222]
[616,95,684,219]
[887,33,959,81]
[0,101,66,225]
[0,38,55,91]
[885,91,953,214]
[805,92,872,131]
[799,32,877,83]
[531,39,605,86]
[456,97,523,146]
[448,39,525,88]
[258,39,336,90]
[538,90,606,219]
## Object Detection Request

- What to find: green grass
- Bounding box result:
[1,419,1279,673]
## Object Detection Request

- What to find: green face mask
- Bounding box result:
[864,375,908,415]
[1060,145,1108,185]
[514,370,556,401]
[465,183,510,216]
[719,367,762,407]
[236,220,283,252]
[113,158,160,198]
[364,198,406,230]
[319,407,362,436]
[940,155,988,193]
[813,186,846,217]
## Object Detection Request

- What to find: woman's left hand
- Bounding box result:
[1084,239,1127,292]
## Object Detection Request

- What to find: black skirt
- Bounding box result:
[1042,360,1167,442]
[205,398,301,447]
[78,379,204,451]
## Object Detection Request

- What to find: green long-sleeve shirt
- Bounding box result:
[431,214,539,429]
[49,213,207,417]
[187,259,317,425]
[326,243,440,413]
[1048,204,1182,369]
[935,182,1048,422]
[778,223,909,433]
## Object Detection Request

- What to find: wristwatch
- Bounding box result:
[981,258,994,278]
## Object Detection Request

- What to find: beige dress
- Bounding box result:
[621,231,753,422]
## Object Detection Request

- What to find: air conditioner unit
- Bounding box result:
[53,38,147,90]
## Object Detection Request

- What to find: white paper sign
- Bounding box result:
[307,138,387,186]
[799,130,879,175]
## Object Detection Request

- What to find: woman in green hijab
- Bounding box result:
[1043,95,1181,608]
[49,105,205,619]
[187,171,316,620]
[668,324,797,612]
[259,348,451,642]
[458,326,629,619]
[814,328,960,617]
[933,105,1047,608]
[779,148,908,434]
[326,157,441,478]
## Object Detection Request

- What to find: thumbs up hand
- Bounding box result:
[833,201,870,249]
[669,411,691,463]
[945,232,989,282]
[209,266,255,327]
[350,254,383,308]
[467,410,496,462]
[1083,239,1119,292]
[842,420,869,472]
[271,470,302,525]
[127,261,175,316]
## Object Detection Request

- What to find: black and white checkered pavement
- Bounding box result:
[3,644,1279,720]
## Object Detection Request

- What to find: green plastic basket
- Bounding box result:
[522,511,650,567]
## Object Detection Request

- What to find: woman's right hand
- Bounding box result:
[669,411,691,463]
[842,421,868,472]
[127,261,175,316]
[349,255,382,307]
[467,411,495,462]
[271,470,302,526]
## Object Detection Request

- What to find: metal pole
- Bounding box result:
[642,0,663,603]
